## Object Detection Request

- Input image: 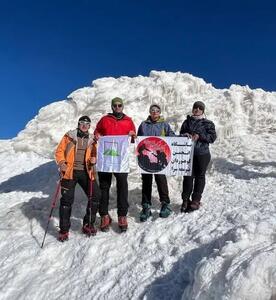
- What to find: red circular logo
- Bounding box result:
[136,137,171,173]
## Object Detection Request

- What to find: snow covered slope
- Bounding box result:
[0,71,276,300]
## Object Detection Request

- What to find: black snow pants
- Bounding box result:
[182,153,211,202]
[98,172,129,217]
[141,174,170,206]
[59,170,101,233]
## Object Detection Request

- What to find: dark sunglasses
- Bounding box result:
[113,104,123,108]
[78,121,91,126]
[193,105,204,111]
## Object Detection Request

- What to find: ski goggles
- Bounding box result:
[150,108,160,113]
[78,121,91,125]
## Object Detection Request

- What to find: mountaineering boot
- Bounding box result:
[159,202,172,218]
[58,231,69,242]
[118,216,128,232]
[100,214,112,232]
[140,203,152,222]
[82,211,97,236]
[186,200,200,213]
[59,205,72,233]
[83,211,96,227]
[180,200,190,213]
[82,223,97,236]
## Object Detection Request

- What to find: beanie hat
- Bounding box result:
[149,103,161,112]
[192,101,205,112]
[78,115,91,123]
[111,97,124,106]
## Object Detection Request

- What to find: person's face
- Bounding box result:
[78,121,90,132]
[112,102,123,113]
[150,107,161,121]
[192,105,204,116]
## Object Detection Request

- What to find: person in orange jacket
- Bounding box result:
[55,116,101,241]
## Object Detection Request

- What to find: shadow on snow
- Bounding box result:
[0,161,145,243]
[211,158,276,180]
[140,226,264,300]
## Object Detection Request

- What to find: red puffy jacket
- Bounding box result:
[94,113,136,136]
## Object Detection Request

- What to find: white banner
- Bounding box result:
[96,136,130,173]
[135,136,194,176]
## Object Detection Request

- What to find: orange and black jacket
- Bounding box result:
[55,129,97,180]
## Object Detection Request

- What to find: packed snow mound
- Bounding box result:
[12,71,276,161]
[1,71,276,299]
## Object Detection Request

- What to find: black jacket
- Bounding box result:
[180,115,216,155]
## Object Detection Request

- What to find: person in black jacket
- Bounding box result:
[180,101,216,212]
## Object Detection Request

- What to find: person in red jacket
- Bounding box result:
[94,97,136,232]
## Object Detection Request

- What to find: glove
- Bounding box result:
[87,157,96,170]
[129,130,136,144]
[90,157,96,165]
[93,133,101,142]
[181,133,192,138]
[59,162,67,173]
[128,130,137,138]
[192,133,199,141]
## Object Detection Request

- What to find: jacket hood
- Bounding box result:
[188,114,206,120]
[107,113,132,121]
[145,115,165,123]
[65,129,78,141]
[65,129,94,143]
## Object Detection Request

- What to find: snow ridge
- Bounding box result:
[12,71,276,161]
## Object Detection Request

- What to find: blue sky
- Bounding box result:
[1,0,276,139]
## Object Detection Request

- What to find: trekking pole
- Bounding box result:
[89,177,93,230]
[87,163,96,236]
[41,179,62,248]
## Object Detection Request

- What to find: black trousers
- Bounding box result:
[142,174,170,206]
[98,172,129,217]
[59,170,101,232]
[182,153,211,202]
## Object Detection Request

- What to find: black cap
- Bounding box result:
[149,104,161,112]
[78,115,91,123]
[192,101,205,112]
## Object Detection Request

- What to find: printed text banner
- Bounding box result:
[136,136,194,176]
[96,136,130,173]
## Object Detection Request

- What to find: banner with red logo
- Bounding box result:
[135,136,194,176]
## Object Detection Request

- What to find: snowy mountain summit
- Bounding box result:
[0,71,276,299]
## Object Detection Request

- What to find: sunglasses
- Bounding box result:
[193,105,204,111]
[79,121,91,126]
[113,104,123,108]
[150,108,160,113]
